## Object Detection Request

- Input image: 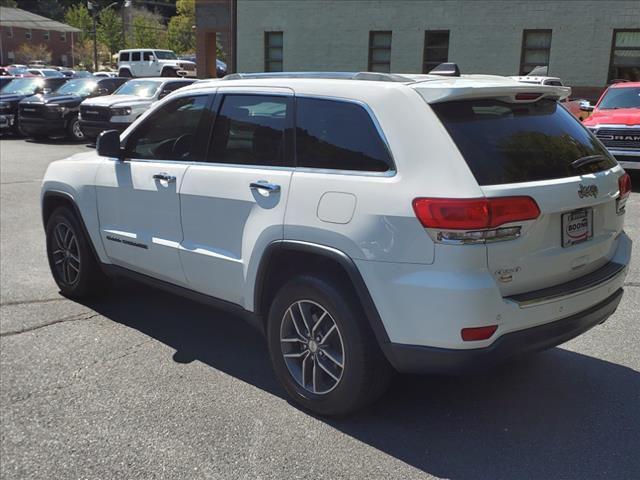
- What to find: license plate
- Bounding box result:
[562,208,593,247]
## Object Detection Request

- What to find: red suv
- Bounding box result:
[582,82,640,171]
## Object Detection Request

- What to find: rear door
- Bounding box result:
[178,87,294,306]
[431,97,624,296]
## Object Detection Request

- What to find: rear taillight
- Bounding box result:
[413,196,540,244]
[617,173,632,214]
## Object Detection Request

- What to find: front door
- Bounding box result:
[178,88,294,307]
[95,93,212,285]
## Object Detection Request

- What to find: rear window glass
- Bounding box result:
[431,98,617,185]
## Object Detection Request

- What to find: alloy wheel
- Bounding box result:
[280,300,345,395]
[51,222,81,285]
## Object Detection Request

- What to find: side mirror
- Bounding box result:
[42,87,52,94]
[158,90,169,99]
[95,87,109,96]
[579,100,594,112]
[97,130,123,158]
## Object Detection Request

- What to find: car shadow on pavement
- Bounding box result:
[82,281,640,480]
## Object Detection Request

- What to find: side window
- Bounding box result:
[126,95,209,161]
[208,94,291,166]
[295,97,392,172]
[119,52,130,62]
[131,51,141,61]
[143,51,154,61]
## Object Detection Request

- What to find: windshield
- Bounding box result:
[55,79,98,96]
[42,70,64,78]
[598,87,640,109]
[154,50,177,60]
[432,98,617,185]
[0,78,43,94]
[114,80,161,98]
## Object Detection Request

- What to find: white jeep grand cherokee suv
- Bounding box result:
[41,72,632,416]
[117,49,196,78]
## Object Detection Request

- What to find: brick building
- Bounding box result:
[195,0,640,99]
[0,7,80,67]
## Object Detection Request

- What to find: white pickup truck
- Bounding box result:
[117,49,197,78]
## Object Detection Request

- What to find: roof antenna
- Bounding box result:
[429,63,461,77]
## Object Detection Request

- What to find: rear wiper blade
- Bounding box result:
[571,155,607,170]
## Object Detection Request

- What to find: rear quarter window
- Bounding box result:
[295,97,393,172]
[431,98,617,185]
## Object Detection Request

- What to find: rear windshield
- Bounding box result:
[431,98,617,185]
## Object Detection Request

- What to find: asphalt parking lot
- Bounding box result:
[1,136,639,480]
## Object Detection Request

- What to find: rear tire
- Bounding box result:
[267,274,392,416]
[45,207,107,299]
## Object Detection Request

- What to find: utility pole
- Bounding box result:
[88,1,98,71]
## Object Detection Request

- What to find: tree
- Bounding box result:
[166,0,195,54]
[15,43,51,64]
[64,4,92,43]
[129,7,167,49]
[97,7,123,57]
[0,0,17,8]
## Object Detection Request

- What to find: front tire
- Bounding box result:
[267,275,392,416]
[45,207,106,298]
[161,68,178,77]
[67,115,84,142]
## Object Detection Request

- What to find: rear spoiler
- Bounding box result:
[414,83,571,103]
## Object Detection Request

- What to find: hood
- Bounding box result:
[0,93,29,105]
[583,108,640,127]
[82,94,153,107]
[20,93,84,106]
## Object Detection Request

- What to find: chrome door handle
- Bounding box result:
[153,172,176,183]
[250,181,281,193]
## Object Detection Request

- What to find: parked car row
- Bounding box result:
[0,75,196,141]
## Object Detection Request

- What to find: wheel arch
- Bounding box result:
[42,190,101,265]
[254,240,391,347]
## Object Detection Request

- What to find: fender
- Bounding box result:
[41,190,101,265]
[254,240,391,347]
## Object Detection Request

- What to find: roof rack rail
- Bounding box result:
[428,63,461,77]
[221,71,414,82]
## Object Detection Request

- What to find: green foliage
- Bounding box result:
[0,0,17,8]
[64,4,92,43]
[166,14,194,55]
[97,7,123,56]
[130,11,167,49]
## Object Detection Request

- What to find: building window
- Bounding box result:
[423,30,450,73]
[368,31,392,73]
[6,26,13,38]
[8,51,15,62]
[25,28,32,40]
[264,32,283,72]
[520,29,552,75]
[60,31,66,42]
[609,29,640,82]
[61,54,68,66]
[44,30,50,41]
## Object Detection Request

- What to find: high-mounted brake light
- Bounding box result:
[412,197,540,230]
[515,92,543,101]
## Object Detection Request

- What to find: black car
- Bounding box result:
[18,77,128,141]
[0,76,69,135]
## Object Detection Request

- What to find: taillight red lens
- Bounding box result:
[412,197,540,230]
[619,173,632,199]
[461,325,498,341]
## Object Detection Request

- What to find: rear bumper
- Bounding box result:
[384,288,623,374]
[79,119,129,138]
